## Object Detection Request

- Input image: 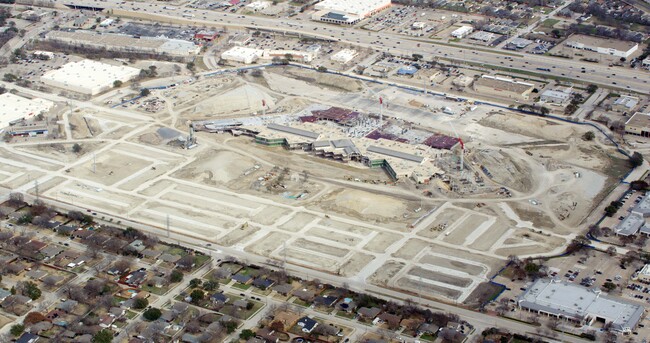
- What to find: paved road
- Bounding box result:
[49,0,650,93]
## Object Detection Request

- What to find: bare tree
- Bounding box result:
[8,193,25,207]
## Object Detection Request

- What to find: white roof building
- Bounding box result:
[314,0,391,18]
[518,279,644,333]
[469,31,495,42]
[613,95,639,112]
[246,1,270,11]
[0,93,54,128]
[312,0,391,25]
[541,88,572,105]
[565,34,639,58]
[41,59,140,95]
[330,49,358,64]
[220,46,263,64]
[451,26,473,38]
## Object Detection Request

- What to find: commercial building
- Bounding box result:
[263,50,316,63]
[312,0,391,25]
[194,31,219,41]
[612,95,639,113]
[625,112,650,137]
[331,49,358,64]
[615,213,644,236]
[451,26,473,38]
[637,264,650,283]
[0,93,54,129]
[474,75,534,100]
[45,31,200,56]
[41,59,140,95]
[469,31,495,42]
[452,75,473,88]
[517,279,644,333]
[99,18,114,27]
[643,58,650,70]
[540,88,572,105]
[505,37,533,50]
[246,1,270,11]
[632,193,650,217]
[565,34,639,58]
[220,47,263,64]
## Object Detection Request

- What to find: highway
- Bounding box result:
[52,0,650,93]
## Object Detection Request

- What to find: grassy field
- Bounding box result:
[541,18,560,28]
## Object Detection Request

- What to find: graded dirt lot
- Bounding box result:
[3,67,630,305]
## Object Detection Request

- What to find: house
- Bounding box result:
[107,265,130,276]
[16,333,39,343]
[172,302,189,314]
[128,239,146,253]
[99,314,116,328]
[159,253,181,264]
[181,333,200,343]
[337,298,356,312]
[45,309,65,321]
[210,292,230,304]
[0,289,11,302]
[24,240,47,252]
[376,312,402,329]
[148,276,167,288]
[357,306,381,320]
[125,271,148,287]
[110,307,125,317]
[418,323,440,335]
[160,309,177,322]
[73,229,95,240]
[40,245,64,260]
[25,269,48,280]
[256,327,279,343]
[297,316,319,333]
[252,278,275,289]
[292,289,315,302]
[232,273,253,284]
[313,295,338,307]
[56,225,76,235]
[56,300,78,313]
[246,338,265,343]
[233,299,249,309]
[272,283,293,296]
[29,321,52,334]
[141,249,162,259]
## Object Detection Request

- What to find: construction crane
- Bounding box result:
[364,82,384,125]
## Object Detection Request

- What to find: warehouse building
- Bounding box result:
[469,31,495,42]
[0,93,54,129]
[518,279,644,333]
[41,59,140,95]
[474,75,534,100]
[331,49,358,64]
[312,0,391,25]
[625,112,650,137]
[565,34,639,58]
[451,26,473,38]
[46,31,200,56]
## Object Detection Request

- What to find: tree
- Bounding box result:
[170,269,183,283]
[189,278,202,288]
[630,180,649,191]
[72,143,82,153]
[133,297,149,310]
[186,61,196,72]
[240,329,255,339]
[113,80,123,88]
[23,311,47,325]
[630,152,644,168]
[223,320,237,333]
[93,329,113,343]
[317,66,327,72]
[587,84,598,93]
[9,324,24,337]
[203,280,218,291]
[602,282,616,292]
[3,73,17,82]
[23,281,41,300]
[143,307,162,321]
[140,88,150,97]
[582,131,595,141]
[190,289,204,304]
[8,192,24,207]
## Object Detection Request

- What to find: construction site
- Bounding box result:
[1,64,630,303]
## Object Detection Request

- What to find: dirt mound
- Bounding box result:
[320,189,407,220]
[192,84,275,116]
